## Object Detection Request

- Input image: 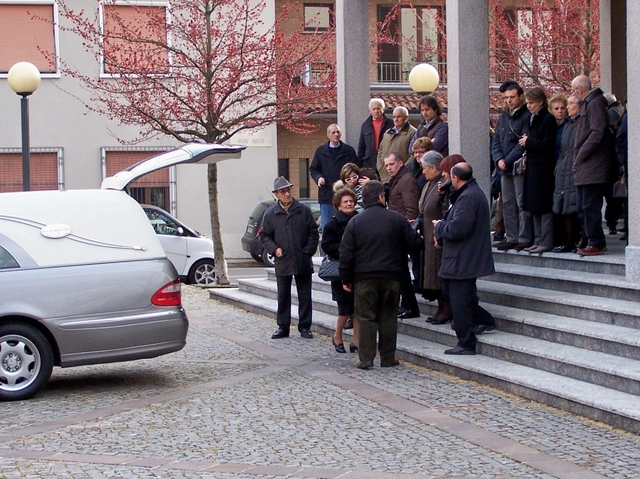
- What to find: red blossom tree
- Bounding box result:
[50,0,335,285]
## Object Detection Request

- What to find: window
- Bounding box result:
[294,61,333,87]
[103,149,172,211]
[298,158,310,198]
[0,1,58,75]
[278,158,289,180]
[303,4,333,32]
[144,208,181,236]
[100,1,170,76]
[0,246,19,270]
[0,149,62,192]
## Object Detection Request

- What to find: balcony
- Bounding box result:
[376,61,447,84]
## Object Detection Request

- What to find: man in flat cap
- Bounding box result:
[260,176,320,339]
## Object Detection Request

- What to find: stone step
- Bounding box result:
[208,285,640,434]
[477,279,640,329]
[492,247,626,276]
[232,277,640,395]
[488,263,640,302]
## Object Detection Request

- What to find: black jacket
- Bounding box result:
[357,115,394,170]
[321,209,356,260]
[339,202,422,284]
[259,199,319,276]
[310,141,358,203]
[434,179,495,280]
[491,105,531,175]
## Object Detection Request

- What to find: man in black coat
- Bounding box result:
[310,124,358,232]
[434,163,496,355]
[260,177,319,340]
[339,181,423,370]
[357,98,394,170]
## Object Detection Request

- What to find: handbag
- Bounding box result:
[513,153,527,176]
[490,167,501,199]
[318,256,340,282]
[612,174,627,198]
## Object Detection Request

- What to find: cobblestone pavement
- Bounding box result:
[0,286,639,479]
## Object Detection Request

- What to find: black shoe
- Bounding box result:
[473,324,496,335]
[444,345,476,355]
[300,328,313,339]
[356,360,374,369]
[496,242,517,251]
[493,233,505,243]
[553,245,575,253]
[271,328,289,339]
[398,309,420,320]
[332,338,346,353]
[430,316,452,325]
[344,317,353,330]
[609,227,618,235]
[349,343,359,353]
[380,358,400,368]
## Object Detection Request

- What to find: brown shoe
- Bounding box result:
[380,359,400,368]
[514,242,532,251]
[496,242,517,251]
[356,360,373,370]
[577,245,606,256]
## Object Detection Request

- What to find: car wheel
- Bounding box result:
[250,253,263,263]
[0,323,54,401]
[262,250,275,267]
[189,259,216,285]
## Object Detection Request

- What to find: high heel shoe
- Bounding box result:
[349,343,358,353]
[332,338,346,353]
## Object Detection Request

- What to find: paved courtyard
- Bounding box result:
[0,285,639,479]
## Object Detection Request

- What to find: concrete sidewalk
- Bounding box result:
[0,285,638,478]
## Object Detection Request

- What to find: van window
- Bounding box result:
[0,246,19,269]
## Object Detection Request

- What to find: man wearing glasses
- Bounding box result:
[260,177,319,339]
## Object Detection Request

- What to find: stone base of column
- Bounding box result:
[625,246,640,282]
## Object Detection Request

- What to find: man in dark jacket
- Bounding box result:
[357,98,394,170]
[260,177,319,340]
[310,124,358,231]
[339,181,422,370]
[491,81,532,251]
[571,74,613,256]
[385,152,421,320]
[434,163,496,355]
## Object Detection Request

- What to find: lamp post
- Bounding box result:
[408,63,439,95]
[8,62,41,191]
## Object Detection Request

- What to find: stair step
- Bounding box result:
[488,263,640,302]
[492,248,626,276]
[209,286,640,434]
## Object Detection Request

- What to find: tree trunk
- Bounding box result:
[207,162,230,285]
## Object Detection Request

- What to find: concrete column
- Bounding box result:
[625,0,639,282]
[445,0,490,193]
[600,0,627,100]
[335,0,370,148]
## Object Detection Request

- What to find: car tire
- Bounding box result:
[250,253,263,263]
[262,250,275,267]
[188,259,216,285]
[0,323,54,401]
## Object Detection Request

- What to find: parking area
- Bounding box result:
[0,285,639,478]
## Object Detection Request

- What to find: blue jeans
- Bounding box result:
[320,202,333,233]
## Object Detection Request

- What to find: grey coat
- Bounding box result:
[573,87,613,186]
[259,199,319,277]
[434,179,495,280]
[553,118,578,215]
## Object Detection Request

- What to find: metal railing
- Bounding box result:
[376,61,447,84]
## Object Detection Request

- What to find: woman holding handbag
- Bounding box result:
[321,187,359,353]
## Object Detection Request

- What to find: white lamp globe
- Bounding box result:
[8,62,41,96]
[408,63,439,94]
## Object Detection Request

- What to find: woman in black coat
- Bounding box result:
[519,87,558,254]
[321,188,358,353]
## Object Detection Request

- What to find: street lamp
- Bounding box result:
[8,61,41,191]
[408,63,439,95]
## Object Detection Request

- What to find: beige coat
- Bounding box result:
[376,122,416,183]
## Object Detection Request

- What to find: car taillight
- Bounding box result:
[151,280,182,306]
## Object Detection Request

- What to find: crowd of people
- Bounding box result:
[259,77,628,368]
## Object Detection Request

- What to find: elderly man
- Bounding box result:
[260,177,319,340]
[339,180,422,369]
[571,74,613,256]
[376,106,416,184]
[310,124,358,231]
[357,98,394,170]
[434,163,496,355]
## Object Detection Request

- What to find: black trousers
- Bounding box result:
[400,263,419,313]
[354,278,400,363]
[576,184,606,248]
[442,278,495,350]
[276,273,312,331]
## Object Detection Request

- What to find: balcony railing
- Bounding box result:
[377,61,447,84]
